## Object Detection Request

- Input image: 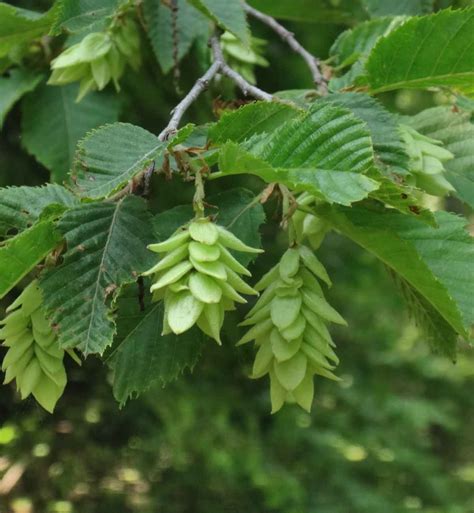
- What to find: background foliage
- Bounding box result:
[1,0,473,512]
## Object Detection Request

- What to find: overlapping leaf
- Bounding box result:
[219,142,378,206]
[40,196,155,355]
[208,101,301,144]
[144,0,209,74]
[51,0,119,33]
[362,0,433,17]
[407,106,474,209]
[73,123,166,199]
[329,17,404,91]
[0,220,62,299]
[366,8,474,95]
[0,184,78,239]
[21,83,120,182]
[318,205,474,351]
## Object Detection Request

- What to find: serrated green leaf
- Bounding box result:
[366,8,474,95]
[0,184,78,240]
[144,0,209,74]
[208,101,301,144]
[390,271,458,359]
[0,220,62,300]
[0,69,43,128]
[257,101,374,171]
[318,205,474,341]
[0,3,59,57]
[219,142,379,206]
[51,0,119,34]
[40,196,155,356]
[188,0,249,45]
[21,82,120,182]
[111,295,204,406]
[322,92,409,173]
[73,123,165,199]
[407,106,474,209]
[329,17,403,91]
[363,0,433,17]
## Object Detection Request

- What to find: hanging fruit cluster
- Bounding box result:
[237,246,346,413]
[0,281,67,412]
[143,217,262,344]
[399,124,455,196]
[48,17,141,100]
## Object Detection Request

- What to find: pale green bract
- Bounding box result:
[291,192,330,249]
[48,17,141,101]
[144,218,262,344]
[399,124,455,197]
[237,246,346,413]
[0,280,67,412]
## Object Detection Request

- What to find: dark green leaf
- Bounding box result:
[0,69,43,128]
[51,0,120,33]
[40,197,155,356]
[144,0,209,74]
[21,83,120,182]
[73,123,165,199]
[0,184,78,239]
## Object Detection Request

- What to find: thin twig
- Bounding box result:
[158,59,222,141]
[210,36,273,101]
[243,2,328,93]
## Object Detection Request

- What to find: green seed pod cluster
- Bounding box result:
[399,124,455,196]
[1,281,67,412]
[237,246,346,413]
[144,218,262,344]
[220,31,269,84]
[291,193,329,249]
[48,17,141,101]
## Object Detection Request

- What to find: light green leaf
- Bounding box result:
[144,0,209,74]
[363,0,433,17]
[21,83,120,182]
[188,0,249,45]
[0,184,78,239]
[318,205,474,343]
[366,8,474,95]
[111,291,204,406]
[0,220,63,300]
[219,142,379,206]
[208,101,301,144]
[73,123,165,199]
[40,196,155,356]
[322,92,409,173]
[0,69,43,128]
[407,106,474,209]
[0,3,58,57]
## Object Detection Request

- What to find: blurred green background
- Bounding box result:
[1,1,473,512]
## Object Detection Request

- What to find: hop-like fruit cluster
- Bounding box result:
[48,18,141,101]
[400,124,455,196]
[1,281,67,412]
[237,246,346,413]
[144,218,262,343]
[291,192,329,249]
[220,31,269,84]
